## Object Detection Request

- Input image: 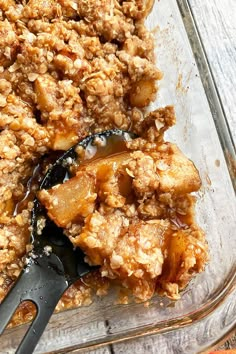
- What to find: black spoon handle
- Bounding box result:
[0,275,24,335]
[16,282,67,354]
[0,253,69,354]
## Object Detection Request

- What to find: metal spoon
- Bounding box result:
[0,129,134,354]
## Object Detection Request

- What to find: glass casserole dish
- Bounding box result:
[1,0,236,353]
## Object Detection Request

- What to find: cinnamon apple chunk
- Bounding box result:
[157,144,202,194]
[38,172,97,228]
[38,152,133,228]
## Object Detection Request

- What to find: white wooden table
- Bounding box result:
[88,1,236,353]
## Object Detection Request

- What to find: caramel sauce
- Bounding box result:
[13,151,64,217]
[77,134,130,165]
[13,164,41,216]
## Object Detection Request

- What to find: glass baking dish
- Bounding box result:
[1,0,236,353]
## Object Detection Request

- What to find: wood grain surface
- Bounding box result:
[189,0,236,143]
[85,1,236,353]
[188,5,236,351]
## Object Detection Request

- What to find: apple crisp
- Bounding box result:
[0,0,208,326]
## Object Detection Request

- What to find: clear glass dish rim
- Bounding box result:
[3,0,236,352]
